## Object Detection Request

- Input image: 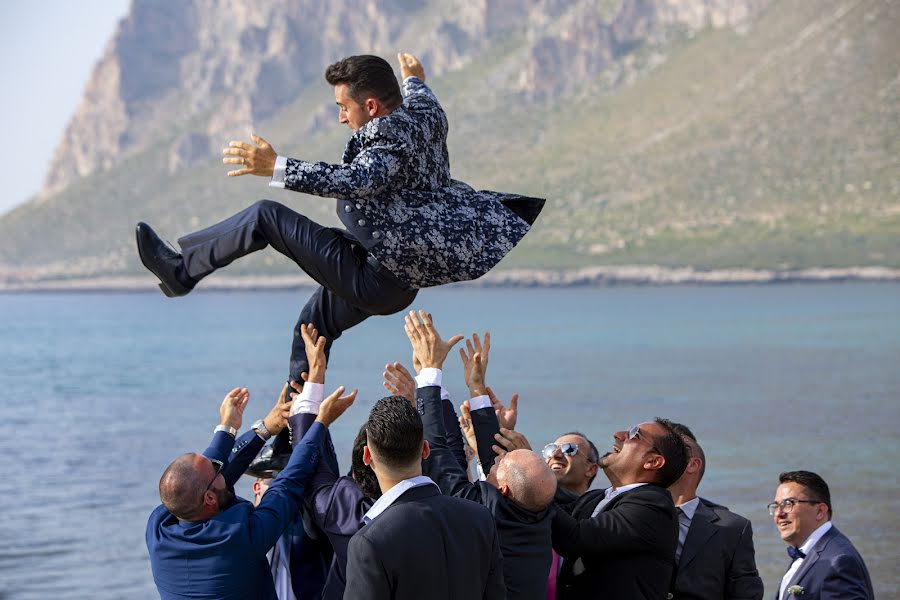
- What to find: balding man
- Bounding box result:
[401,311,557,600]
[146,378,356,600]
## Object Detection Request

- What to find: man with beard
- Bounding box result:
[146,370,357,600]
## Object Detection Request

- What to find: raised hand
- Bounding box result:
[222,133,277,177]
[316,386,359,427]
[262,384,293,435]
[383,362,417,405]
[491,427,532,457]
[459,401,478,457]
[404,310,463,370]
[300,324,327,384]
[486,386,518,430]
[220,387,249,430]
[397,52,425,81]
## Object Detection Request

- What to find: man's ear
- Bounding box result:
[644,454,665,472]
[364,97,379,116]
[686,457,702,475]
[421,439,430,460]
[585,462,599,481]
[363,445,372,466]
[252,481,262,495]
[498,484,510,498]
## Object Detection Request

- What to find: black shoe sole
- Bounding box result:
[135,223,190,298]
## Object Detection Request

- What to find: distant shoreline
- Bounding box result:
[2,266,899,292]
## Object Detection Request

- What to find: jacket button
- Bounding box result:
[372,231,381,239]
[667,594,674,599]
[344,204,352,213]
[357,219,366,227]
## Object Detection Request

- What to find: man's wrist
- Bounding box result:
[468,384,488,398]
[306,368,325,384]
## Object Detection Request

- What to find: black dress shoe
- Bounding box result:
[135,222,196,297]
[245,442,290,478]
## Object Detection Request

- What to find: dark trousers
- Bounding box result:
[178,199,418,380]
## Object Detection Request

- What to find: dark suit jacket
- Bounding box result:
[289,411,373,600]
[344,483,506,600]
[419,385,553,600]
[777,525,873,600]
[671,498,764,600]
[146,424,324,600]
[551,484,678,600]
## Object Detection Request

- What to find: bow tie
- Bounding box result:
[787,546,806,560]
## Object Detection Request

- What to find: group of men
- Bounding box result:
[139,52,875,599]
[147,311,874,599]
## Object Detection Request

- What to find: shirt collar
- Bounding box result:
[677,496,701,520]
[607,482,647,499]
[798,521,832,554]
[363,475,438,524]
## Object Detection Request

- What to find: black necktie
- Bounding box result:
[787,546,806,560]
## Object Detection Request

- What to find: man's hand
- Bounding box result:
[487,386,518,430]
[383,362,416,406]
[220,387,249,430]
[300,324,327,384]
[262,384,293,435]
[397,53,425,81]
[316,386,358,427]
[222,133,277,178]
[459,401,478,459]
[492,427,532,457]
[404,310,463,370]
[459,332,490,397]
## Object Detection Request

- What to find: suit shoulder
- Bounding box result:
[700,497,751,526]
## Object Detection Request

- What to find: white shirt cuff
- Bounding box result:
[440,388,450,402]
[415,368,442,388]
[469,394,491,411]
[269,155,287,189]
[291,381,324,415]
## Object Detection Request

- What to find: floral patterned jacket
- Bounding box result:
[281,77,544,288]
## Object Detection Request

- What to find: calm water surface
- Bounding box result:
[1,283,898,598]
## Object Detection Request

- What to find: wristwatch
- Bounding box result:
[214,424,237,437]
[252,419,272,441]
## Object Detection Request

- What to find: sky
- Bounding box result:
[0,0,131,216]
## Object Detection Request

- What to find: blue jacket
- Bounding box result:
[146,423,325,599]
[777,526,874,600]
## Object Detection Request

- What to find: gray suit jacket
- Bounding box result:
[282,77,544,288]
[777,526,873,600]
[671,498,764,600]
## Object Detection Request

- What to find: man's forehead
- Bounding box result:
[556,433,587,445]
[775,481,806,499]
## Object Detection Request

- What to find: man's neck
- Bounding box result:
[668,481,698,505]
[375,469,423,496]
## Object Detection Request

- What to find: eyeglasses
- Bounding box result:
[203,459,225,496]
[627,425,660,453]
[767,498,823,516]
[542,443,580,460]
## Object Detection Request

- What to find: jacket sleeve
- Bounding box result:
[344,533,393,600]
[221,430,265,487]
[483,523,508,600]
[290,411,340,475]
[420,385,483,503]
[551,489,675,558]
[201,430,237,464]
[248,422,325,556]
[441,396,468,471]
[726,518,764,600]
[283,132,405,200]
[470,404,501,475]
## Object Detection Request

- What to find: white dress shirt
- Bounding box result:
[590,482,648,517]
[291,381,323,415]
[362,475,439,524]
[779,521,833,599]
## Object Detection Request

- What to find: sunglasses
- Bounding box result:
[203,459,225,495]
[542,442,587,460]
[627,425,660,454]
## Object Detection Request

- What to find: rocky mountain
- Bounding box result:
[2,0,897,284]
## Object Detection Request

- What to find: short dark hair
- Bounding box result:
[366,395,424,470]
[351,423,382,500]
[779,470,832,518]
[562,430,600,486]
[324,55,402,108]
[668,421,706,482]
[651,418,690,488]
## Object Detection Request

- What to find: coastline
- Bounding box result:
[2,265,899,292]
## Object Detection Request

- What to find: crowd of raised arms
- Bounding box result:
[146,310,874,600]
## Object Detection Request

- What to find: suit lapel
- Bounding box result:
[678,500,719,569]
[783,527,836,596]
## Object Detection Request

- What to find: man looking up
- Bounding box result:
[343,392,505,598]
[146,348,357,599]
[547,418,689,599]
[135,52,545,461]
[770,470,873,600]
[666,422,763,600]
[542,432,600,503]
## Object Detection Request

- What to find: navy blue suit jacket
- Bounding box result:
[290,411,372,600]
[777,526,873,600]
[146,423,324,599]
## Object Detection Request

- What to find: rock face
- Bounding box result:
[40,0,766,197]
